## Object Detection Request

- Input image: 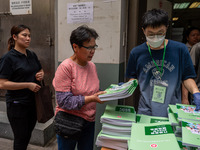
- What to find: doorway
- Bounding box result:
[170,0,200,43]
[0,0,55,97]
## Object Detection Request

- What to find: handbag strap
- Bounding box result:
[41,80,45,87]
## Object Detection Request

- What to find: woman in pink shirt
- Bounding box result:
[53,25,105,150]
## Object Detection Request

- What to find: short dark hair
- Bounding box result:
[182,26,200,43]
[186,27,200,38]
[70,25,99,50]
[142,9,169,29]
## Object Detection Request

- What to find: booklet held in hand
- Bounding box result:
[99,79,138,101]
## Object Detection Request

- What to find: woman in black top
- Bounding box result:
[0,25,44,150]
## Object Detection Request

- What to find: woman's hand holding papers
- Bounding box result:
[85,91,107,104]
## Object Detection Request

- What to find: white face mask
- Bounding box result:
[146,35,165,48]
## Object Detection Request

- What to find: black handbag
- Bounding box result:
[54,111,86,140]
[35,80,54,123]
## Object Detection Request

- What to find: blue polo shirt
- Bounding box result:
[0,49,42,105]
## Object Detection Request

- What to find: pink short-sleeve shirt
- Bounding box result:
[53,58,100,122]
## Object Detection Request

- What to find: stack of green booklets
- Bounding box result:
[96,104,200,149]
[101,123,131,137]
[168,104,179,126]
[100,104,136,126]
[182,119,200,148]
[99,79,138,101]
[167,104,200,149]
[96,104,136,150]
[96,131,130,150]
[175,104,200,149]
[167,104,182,137]
[176,104,200,122]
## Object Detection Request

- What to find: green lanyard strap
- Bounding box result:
[148,41,166,76]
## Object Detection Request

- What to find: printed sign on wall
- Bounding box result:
[67,2,93,24]
[10,0,32,15]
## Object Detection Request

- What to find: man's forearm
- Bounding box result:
[181,83,190,104]
[183,78,199,94]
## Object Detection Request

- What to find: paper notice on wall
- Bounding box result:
[10,0,32,15]
[67,2,93,24]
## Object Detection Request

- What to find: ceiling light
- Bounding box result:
[173,3,190,9]
[172,17,179,21]
[189,2,200,8]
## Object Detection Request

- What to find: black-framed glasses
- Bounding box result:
[146,32,166,39]
[81,45,98,51]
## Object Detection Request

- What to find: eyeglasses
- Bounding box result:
[147,32,166,39]
[81,45,98,51]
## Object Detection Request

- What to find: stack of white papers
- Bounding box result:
[96,131,129,150]
[102,123,131,137]
[99,79,138,101]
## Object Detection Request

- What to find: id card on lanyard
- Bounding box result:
[148,41,168,103]
[152,80,168,103]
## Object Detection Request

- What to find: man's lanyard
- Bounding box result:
[148,41,166,76]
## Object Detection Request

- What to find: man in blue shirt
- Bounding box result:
[126,9,200,117]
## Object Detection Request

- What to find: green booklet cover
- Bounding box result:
[128,122,180,150]
[169,104,178,113]
[101,104,136,126]
[168,107,179,126]
[176,104,200,122]
[136,114,169,124]
[176,137,198,150]
[99,79,138,101]
[176,137,185,150]
[136,114,142,122]
[169,104,179,119]
[182,119,200,148]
